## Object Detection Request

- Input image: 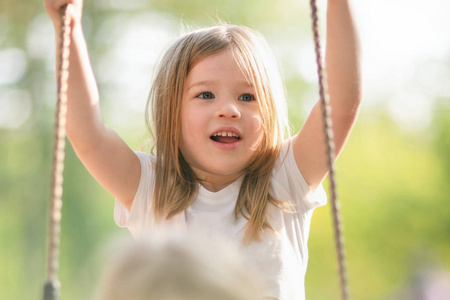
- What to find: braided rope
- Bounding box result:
[43,5,71,300]
[309,1,349,299]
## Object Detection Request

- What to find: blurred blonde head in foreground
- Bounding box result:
[93,231,262,300]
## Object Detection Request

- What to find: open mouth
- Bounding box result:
[210,131,242,144]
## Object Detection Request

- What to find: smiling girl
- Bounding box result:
[45,0,361,299]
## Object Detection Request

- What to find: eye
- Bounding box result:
[238,93,255,102]
[197,92,215,99]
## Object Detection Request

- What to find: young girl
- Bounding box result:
[45,0,361,299]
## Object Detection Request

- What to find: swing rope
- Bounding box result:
[43,5,71,300]
[43,2,349,300]
[309,1,349,300]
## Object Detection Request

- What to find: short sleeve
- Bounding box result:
[113,151,156,238]
[271,139,327,212]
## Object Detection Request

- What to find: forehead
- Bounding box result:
[185,49,253,89]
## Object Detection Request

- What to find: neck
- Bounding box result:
[196,172,243,192]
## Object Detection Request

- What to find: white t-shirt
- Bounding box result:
[114,139,327,300]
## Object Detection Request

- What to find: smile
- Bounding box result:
[210,131,242,144]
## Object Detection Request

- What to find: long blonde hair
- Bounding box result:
[146,24,289,243]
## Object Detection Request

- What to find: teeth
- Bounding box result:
[213,131,239,138]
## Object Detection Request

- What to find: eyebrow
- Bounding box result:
[186,80,215,91]
[186,80,254,91]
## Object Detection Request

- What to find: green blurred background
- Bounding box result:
[1,0,449,299]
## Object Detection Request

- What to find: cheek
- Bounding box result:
[246,113,265,150]
[180,106,206,148]
[182,110,202,135]
[250,113,264,136]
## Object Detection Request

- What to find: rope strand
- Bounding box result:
[43,5,71,300]
[309,1,349,299]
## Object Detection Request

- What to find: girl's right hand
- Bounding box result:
[44,0,83,28]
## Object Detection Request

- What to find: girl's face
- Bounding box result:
[180,49,264,192]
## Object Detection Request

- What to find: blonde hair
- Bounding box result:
[146,24,289,243]
[94,232,262,300]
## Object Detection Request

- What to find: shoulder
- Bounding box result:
[271,139,302,190]
[272,139,295,176]
[113,152,157,235]
[135,151,156,166]
[271,139,327,211]
[134,151,157,193]
[128,151,157,207]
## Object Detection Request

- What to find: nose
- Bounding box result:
[215,98,241,119]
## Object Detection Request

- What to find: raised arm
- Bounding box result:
[45,0,140,210]
[293,0,362,190]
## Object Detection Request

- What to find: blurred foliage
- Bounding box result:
[0,0,449,300]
